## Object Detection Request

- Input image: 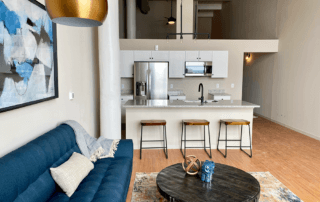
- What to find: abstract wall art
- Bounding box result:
[0,0,58,113]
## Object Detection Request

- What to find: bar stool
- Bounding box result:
[181,119,212,159]
[140,120,168,159]
[217,119,252,158]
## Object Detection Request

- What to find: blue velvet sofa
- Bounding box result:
[0,124,133,202]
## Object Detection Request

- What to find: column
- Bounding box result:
[98,0,121,139]
[127,0,136,39]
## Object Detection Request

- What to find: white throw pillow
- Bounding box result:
[50,152,94,197]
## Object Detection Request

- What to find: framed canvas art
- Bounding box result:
[0,0,58,113]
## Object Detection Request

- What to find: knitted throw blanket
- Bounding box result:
[62,120,120,162]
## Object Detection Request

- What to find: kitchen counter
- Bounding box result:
[124,100,260,108]
[125,100,259,150]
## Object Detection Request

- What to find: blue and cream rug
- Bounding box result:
[131,172,302,202]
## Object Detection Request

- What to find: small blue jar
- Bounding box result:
[201,160,215,182]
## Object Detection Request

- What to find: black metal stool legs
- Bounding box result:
[163,125,168,159]
[180,122,184,158]
[140,125,143,159]
[217,122,227,158]
[240,124,252,158]
[140,124,168,159]
[181,123,212,159]
[217,122,253,158]
[204,125,212,158]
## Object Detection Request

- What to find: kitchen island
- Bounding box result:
[124,100,260,150]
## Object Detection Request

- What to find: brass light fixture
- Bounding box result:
[45,0,108,27]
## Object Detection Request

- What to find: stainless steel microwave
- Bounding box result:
[185,62,212,77]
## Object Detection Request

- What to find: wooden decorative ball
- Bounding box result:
[182,155,201,175]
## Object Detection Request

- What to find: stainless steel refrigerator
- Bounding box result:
[134,62,168,100]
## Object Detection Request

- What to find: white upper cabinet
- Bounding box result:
[212,51,228,78]
[169,51,186,78]
[134,51,152,61]
[186,51,213,61]
[134,51,169,61]
[120,51,134,78]
[199,51,213,61]
[185,51,199,61]
[151,51,169,61]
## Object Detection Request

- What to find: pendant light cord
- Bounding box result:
[180,0,183,39]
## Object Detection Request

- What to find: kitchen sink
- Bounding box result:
[184,100,201,103]
[184,100,219,103]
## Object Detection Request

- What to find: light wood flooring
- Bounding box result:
[126,117,320,202]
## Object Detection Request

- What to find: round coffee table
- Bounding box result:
[156,163,260,202]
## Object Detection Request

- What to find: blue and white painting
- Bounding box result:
[0,0,57,112]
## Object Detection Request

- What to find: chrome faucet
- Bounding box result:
[198,83,204,104]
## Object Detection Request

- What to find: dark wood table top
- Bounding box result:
[156,163,260,202]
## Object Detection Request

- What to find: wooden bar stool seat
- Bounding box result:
[183,119,210,126]
[181,119,212,159]
[217,119,252,158]
[221,119,250,125]
[140,120,168,159]
[141,120,166,126]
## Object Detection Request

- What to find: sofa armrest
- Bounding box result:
[114,139,133,159]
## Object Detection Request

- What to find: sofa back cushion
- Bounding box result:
[0,124,81,202]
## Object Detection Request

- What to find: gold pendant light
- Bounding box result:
[45,0,108,27]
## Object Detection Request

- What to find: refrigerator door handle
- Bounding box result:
[148,69,152,99]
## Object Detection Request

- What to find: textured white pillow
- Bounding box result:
[50,152,94,197]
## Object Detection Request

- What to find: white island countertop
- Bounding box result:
[124,100,260,108]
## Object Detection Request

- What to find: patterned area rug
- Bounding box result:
[131,172,302,202]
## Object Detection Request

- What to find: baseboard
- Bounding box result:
[254,113,320,141]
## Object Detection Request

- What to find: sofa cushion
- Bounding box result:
[50,152,94,197]
[47,156,133,202]
[0,125,81,202]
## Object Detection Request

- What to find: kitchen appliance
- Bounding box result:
[134,62,168,100]
[185,62,212,77]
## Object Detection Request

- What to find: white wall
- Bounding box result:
[271,0,320,140]
[0,0,100,157]
[240,0,320,141]
[221,0,278,39]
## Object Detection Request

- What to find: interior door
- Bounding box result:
[149,62,168,99]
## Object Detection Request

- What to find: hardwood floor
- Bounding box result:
[126,117,320,202]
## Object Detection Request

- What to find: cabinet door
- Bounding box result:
[169,51,186,78]
[134,51,152,61]
[199,51,213,61]
[185,51,199,61]
[151,51,169,61]
[212,51,228,78]
[120,51,134,78]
